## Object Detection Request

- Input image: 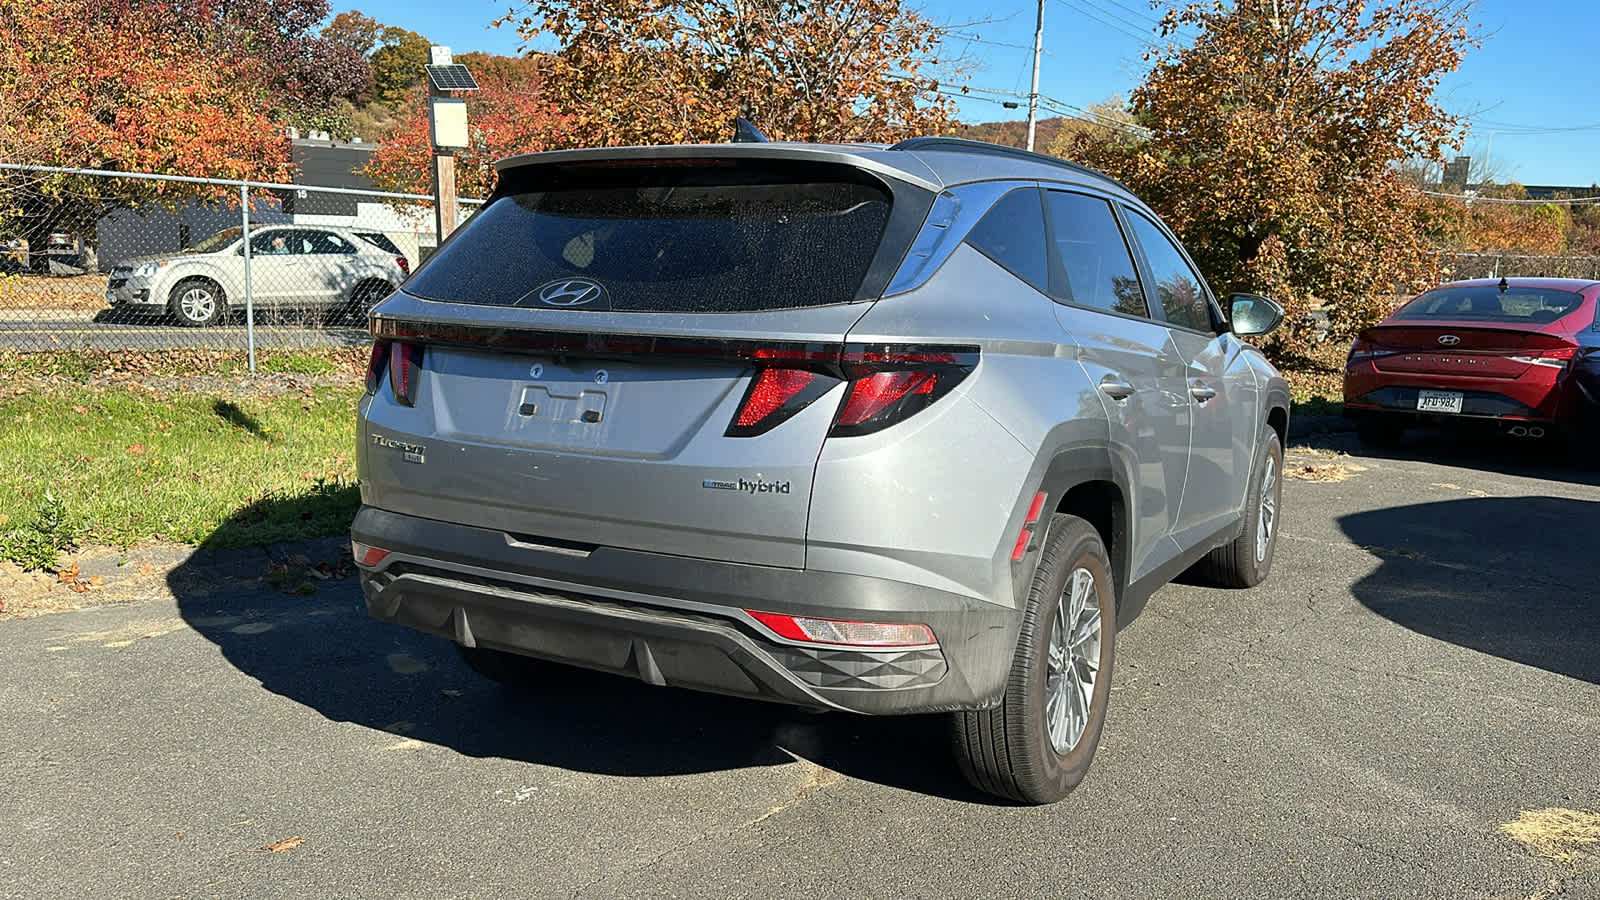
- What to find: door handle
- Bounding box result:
[1189,382,1217,402]
[1099,376,1136,401]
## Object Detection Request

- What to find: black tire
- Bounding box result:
[454,644,555,692]
[1355,416,1405,448]
[952,514,1117,804]
[1192,426,1283,589]
[339,280,393,325]
[168,278,226,327]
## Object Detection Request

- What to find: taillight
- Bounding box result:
[351,541,391,567]
[1348,335,1376,365]
[725,368,840,437]
[365,340,389,394]
[395,256,410,277]
[745,610,937,647]
[725,344,978,438]
[388,342,423,406]
[1509,346,1577,368]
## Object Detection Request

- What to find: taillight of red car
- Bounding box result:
[395,256,410,277]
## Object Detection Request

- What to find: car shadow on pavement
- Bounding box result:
[1328,427,1600,488]
[1339,495,1598,685]
[168,520,999,804]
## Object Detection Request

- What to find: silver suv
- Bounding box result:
[106,224,409,326]
[353,138,1289,804]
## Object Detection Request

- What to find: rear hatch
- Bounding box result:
[1361,284,1586,378]
[361,152,934,569]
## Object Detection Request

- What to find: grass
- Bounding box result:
[0,383,361,565]
[1501,808,1600,863]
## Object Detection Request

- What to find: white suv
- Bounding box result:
[105,224,410,326]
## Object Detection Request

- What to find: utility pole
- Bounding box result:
[1027,0,1044,152]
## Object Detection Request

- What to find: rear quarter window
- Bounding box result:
[404,161,894,313]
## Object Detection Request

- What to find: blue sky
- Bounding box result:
[341,0,1599,185]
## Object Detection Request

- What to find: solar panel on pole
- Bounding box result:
[425,65,480,93]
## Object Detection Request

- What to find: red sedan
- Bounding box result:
[1343,277,1600,445]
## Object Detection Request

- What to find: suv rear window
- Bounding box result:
[1395,285,1585,323]
[355,232,403,255]
[405,161,893,312]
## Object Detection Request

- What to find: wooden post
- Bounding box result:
[432,152,458,247]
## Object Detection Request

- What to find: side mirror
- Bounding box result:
[1229,293,1284,337]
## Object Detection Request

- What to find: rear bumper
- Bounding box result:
[352,506,1020,714]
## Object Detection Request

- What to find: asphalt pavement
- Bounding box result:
[1,432,1596,899]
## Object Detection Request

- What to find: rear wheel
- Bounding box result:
[1191,425,1282,588]
[339,280,393,325]
[169,278,225,327]
[953,514,1116,804]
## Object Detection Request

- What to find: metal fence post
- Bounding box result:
[240,183,256,373]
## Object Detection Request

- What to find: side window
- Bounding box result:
[307,231,356,255]
[1044,191,1149,318]
[1125,211,1213,332]
[963,187,1048,293]
[250,230,294,256]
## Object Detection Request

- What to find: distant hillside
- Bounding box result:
[951,117,1068,151]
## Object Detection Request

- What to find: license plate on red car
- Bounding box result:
[1416,390,1463,414]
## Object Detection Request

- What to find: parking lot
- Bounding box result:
[1,431,1595,899]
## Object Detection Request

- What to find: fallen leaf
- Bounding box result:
[260,836,305,853]
[138,563,156,576]
[126,444,147,456]
[57,563,80,585]
[72,405,88,415]
[88,575,103,588]
[0,598,6,613]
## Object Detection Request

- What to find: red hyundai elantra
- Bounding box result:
[1343,277,1600,445]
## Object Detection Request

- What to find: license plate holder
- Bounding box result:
[1416,390,1463,414]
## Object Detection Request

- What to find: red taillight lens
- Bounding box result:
[828,347,977,437]
[1348,337,1376,365]
[365,340,389,393]
[836,370,939,428]
[1510,346,1577,368]
[735,370,818,426]
[725,368,840,437]
[724,345,978,438]
[395,256,410,277]
[388,342,423,406]
[745,610,937,647]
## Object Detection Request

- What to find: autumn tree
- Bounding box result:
[365,55,576,198]
[1071,0,1476,357]
[0,0,293,251]
[370,26,435,107]
[1428,184,1570,255]
[497,0,958,146]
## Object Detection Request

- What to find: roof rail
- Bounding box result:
[887,136,1133,194]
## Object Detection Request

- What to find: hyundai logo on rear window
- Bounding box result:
[524,278,609,309]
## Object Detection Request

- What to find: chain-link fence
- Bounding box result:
[1437,251,1600,281]
[0,164,479,368]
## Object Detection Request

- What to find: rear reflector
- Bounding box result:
[746,611,937,647]
[351,541,391,567]
[1010,491,1048,561]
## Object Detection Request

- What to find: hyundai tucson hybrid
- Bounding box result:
[1344,277,1600,444]
[353,137,1290,804]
